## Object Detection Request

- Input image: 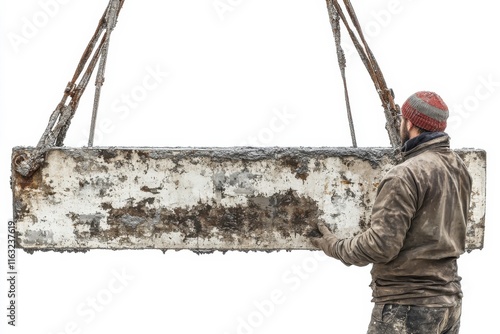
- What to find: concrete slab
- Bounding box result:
[11,147,486,253]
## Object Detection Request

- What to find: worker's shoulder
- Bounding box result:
[388,146,465,184]
[385,150,441,179]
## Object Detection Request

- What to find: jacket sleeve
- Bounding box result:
[329,171,418,267]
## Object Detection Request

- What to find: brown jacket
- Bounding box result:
[330,134,472,306]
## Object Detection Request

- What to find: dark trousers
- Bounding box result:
[367,301,461,334]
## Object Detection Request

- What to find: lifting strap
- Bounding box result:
[88,0,121,146]
[327,1,357,148]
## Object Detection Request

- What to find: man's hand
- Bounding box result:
[310,222,339,258]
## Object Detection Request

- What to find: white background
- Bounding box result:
[0,0,498,333]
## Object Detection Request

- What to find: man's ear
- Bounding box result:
[405,118,414,132]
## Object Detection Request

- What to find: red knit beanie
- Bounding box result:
[401,91,449,132]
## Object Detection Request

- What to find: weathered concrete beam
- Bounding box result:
[11,147,486,253]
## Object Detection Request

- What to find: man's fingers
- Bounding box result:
[310,237,321,248]
[317,223,332,235]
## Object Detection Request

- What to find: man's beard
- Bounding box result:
[400,119,410,144]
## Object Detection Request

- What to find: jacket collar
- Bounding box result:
[402,132,450,159]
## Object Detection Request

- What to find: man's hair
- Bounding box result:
[415,125,431,134]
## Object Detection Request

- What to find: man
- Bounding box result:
[311,91,472,334]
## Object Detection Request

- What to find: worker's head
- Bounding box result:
[400,91,449,142]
